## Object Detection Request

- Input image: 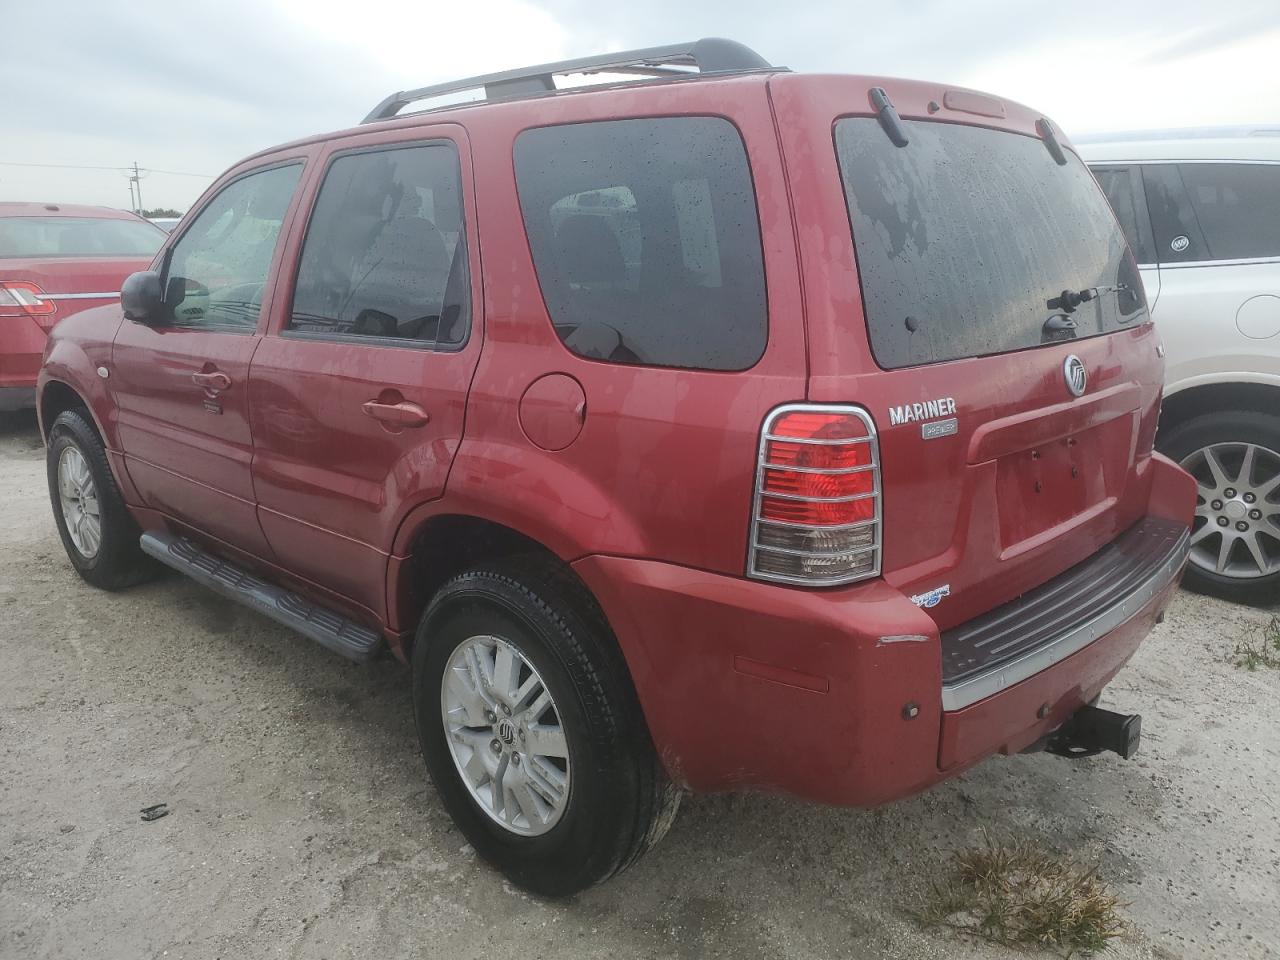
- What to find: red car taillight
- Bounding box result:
[0,281,55,318]
[748,404,881,586]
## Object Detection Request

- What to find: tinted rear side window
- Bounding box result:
[1139,164,1206,264]
[0,216,164,258]
[1092,166,1156,264]
[514,117,767,371]
[835,119,1146,369]
[1178,163,1280,261]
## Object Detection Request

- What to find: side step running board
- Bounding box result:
[139,531,383,663]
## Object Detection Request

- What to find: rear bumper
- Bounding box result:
[940,516,1188,711]
[574,454,1193,807]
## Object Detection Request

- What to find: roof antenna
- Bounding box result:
[869,87,908,147]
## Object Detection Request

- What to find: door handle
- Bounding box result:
[192,371,232,391]
[361,398,430,429]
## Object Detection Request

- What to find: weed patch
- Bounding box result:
[918,834,1124,956]
[1231,616,1280,671]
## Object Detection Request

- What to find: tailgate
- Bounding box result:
[769,74,1165,626]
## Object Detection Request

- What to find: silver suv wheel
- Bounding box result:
[440,634,571,836]
[1182,441,1280,579]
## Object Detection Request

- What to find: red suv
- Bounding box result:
[38,40,1195,895]
[1,203,164,412]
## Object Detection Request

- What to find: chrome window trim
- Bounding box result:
[748,402,881,587]
[940,530,1189,711]
[1157,255,1280,269]
[1087,158,1280,167]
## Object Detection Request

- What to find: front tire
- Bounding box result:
[46,409,154,590]
[1159,409,1280,605]
[412,558,679,896]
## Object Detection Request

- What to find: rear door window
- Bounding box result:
[1177,163,1280,261]
[1092,166,1156,264]
[514,117,767,371]
[835,119,1146,369]
[1140,164,1207,264]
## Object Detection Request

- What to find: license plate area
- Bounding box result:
[995,416,1133,551]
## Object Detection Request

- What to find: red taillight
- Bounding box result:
[0,281,55,318]
[748,404,881,586]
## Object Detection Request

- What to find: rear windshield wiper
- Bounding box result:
[1046,284,1129,314]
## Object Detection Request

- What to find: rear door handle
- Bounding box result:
[192,371,232,391]
[361,399,430,429]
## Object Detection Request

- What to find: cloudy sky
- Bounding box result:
[2,0,1277,211]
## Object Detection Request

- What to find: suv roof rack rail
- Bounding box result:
[361,37,776,124]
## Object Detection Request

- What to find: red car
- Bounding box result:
[1,203,163,412]
[37,40,1195,895]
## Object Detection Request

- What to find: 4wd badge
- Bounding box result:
[910,585,951,609]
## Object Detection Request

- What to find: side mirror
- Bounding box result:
[121,270,166,325]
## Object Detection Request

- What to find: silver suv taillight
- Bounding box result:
[748,403,881,586]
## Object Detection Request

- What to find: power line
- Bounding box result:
[0,160,214,178]
[143,167,217,178]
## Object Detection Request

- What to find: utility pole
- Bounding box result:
[130,162,143,215]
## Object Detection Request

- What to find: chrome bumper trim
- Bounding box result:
[38,291,120,301]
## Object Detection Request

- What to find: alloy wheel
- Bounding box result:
[440,635,571,836]
[1182,441,1280,580]
[57,445,101,559]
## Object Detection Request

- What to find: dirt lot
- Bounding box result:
[1,410,1277,960]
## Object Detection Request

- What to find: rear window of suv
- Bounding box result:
[0,216,164,259]
[835,119,1146,369]
[514,117,767,371]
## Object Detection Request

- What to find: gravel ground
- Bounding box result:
[1,410,1277,960]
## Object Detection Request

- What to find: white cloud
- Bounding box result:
[1,0,1276,210]
[962,24,1280,135]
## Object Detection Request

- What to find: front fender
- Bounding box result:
[37,307,125,447]
[37,309,139,504]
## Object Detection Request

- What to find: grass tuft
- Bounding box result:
[1231,616,1280,671]
[918,833,1124,956]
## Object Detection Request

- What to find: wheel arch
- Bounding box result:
[1160,380,1280,436]
[39,377,143,508]
[389,513,606,660]
[39,379,96,441]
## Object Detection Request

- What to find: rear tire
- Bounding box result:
[1159,409,1280,605]
[46,409,155,591]
[412,557,680,896]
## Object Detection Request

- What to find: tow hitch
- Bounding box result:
[1045,704,1142,760]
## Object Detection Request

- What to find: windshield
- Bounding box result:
[0,216,165,259]
[835,118,1146,369]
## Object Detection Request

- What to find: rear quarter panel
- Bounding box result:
[1155,260,1280,394]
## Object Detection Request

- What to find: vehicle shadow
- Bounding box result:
[0,410,44,458]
